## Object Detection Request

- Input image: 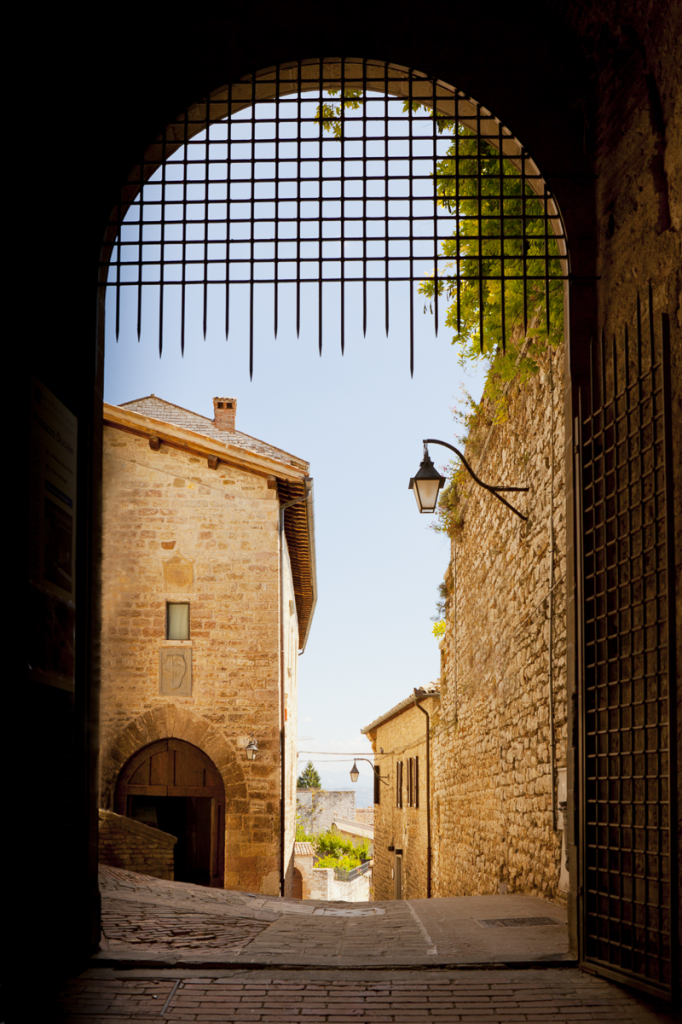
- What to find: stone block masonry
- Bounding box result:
[433,340,567,904]
[98,809,176,880]
[296,789,356,834]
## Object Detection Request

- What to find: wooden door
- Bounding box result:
[115,739,225,887]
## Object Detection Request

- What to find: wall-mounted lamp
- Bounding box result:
[245,735,258,761]
[410,439,529,521]
[349,757,388,785]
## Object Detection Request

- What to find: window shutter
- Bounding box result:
[415,756,419,809]
[373,765,381,806]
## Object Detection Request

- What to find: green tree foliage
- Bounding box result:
[297,760,322,789]
[314,831,371,870]
[418,118,564,370]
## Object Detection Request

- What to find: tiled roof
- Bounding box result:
[361,683,440,735]
[294,842,315,856]
[119,395,308,471]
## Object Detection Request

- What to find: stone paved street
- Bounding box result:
[51,967,676,1023]
[96,867,569,967]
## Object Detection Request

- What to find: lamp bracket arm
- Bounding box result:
[356,756,389,784]
[422,439,529,522]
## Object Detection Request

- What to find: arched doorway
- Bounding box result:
[115,739,225,888]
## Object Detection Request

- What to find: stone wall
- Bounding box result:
[296,790,356,834]
[433,341,567,903]
[354,807,374,826]
[100,425,293,895]
[98,808,176,880]
[310,866,372,903]
[365,697,438,902]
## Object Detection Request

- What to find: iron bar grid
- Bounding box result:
[580,285,677,998]
[100,59,568,373]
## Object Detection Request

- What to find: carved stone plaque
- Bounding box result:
[159,647,192,695]
[163,553,193,589]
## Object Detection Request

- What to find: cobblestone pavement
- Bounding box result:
[96,867,568,967]
[51,967,676,1023]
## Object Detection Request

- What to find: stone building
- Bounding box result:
[432,340,568,904]
[98,394,317,896]
[362,684,440,901]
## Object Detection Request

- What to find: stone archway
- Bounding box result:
[100,703,246,810]
[115,737,226,887]
[100,704,250,889]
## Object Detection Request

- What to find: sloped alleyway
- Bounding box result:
[45,868,675,1022]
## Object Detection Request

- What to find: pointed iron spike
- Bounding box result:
[203,282,207,339]
[274,282,278,339]
[434,275,439,337]
[341,282,345,355]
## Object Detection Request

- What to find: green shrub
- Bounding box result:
[315,853,361,871]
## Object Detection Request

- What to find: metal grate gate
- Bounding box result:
[578,286,677,999]
[100,59,567,375]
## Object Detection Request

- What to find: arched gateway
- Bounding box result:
[115,739,225,887]
[93,55,678,1002]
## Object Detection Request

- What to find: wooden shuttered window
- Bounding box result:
[407,757,419,808]
[396,761,403,808]
[373,765,381,805]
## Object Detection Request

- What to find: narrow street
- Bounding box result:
[47,868,675,1022]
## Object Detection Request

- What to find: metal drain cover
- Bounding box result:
[476,916,562,928]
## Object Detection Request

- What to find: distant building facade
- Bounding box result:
[362,684,439,900]
[99,395,316,896]
[296,788,357,835]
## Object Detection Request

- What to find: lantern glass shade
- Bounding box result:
[409,450,446,513]
[245,738,258,760]
[350,760,360,783]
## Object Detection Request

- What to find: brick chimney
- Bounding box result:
[213,397,237,431]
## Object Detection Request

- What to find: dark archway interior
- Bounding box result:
[19,0,680,1002]
[115,739,226,887]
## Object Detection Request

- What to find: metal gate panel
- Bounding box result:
[578,288,677,999]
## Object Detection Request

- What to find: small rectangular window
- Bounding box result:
[167,602,190,640]
[396,761,403,809]
[373,765,381,806]
[414,756,419,809]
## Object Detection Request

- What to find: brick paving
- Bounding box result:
[50,968,675,1023]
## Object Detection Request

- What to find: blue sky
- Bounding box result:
[103,91,489,806]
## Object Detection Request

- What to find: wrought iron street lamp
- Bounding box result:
[410,439,529,521]
[349,758,388,786]
[408,448,447,513]
[245,735,259,760]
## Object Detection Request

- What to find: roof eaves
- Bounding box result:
[103,403,309,483]
[361,687,440,735]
